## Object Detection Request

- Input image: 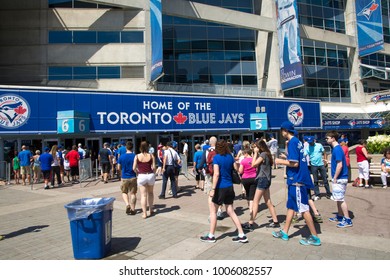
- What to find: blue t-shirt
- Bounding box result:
[118,146,127,157]
[118,153,136,179]
[304,143,325,166]
[193,150,204,169]
[331,145,348,180]
[213,153,235,189]
[286,137,314,189]
[39,153,53,171]
[18,150,33,167]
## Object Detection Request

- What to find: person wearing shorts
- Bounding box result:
[356,139,372,188]
[273,121,321,246]
[133,141,156,219]
[326,131,353,228]
[242,140,280,232]
[118,141,137,215]
[18,145,33,186]
[39,147,53,190]
[66,145,80,184]
[199,140,248,244]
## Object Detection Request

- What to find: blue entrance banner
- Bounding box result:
[150,0,163,82]
[323,119,385,130]
[356,0,384,57]
[0,87,321,134]
[276,0,304,91]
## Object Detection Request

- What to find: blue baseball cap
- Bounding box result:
[280,121,297,135]
[44,147,50,151]
[306,136,315,143]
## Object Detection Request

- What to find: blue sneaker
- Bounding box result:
[329,215,343,223]
[336,217,353,228]
[299,235,321,246]
[272,229,289,241]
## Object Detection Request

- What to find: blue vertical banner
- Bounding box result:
[276,0,304,91]
[356,0,384,57]
[150,0,163,82]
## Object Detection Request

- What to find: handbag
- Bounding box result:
[232,168,241,184]
[169,149,181,169]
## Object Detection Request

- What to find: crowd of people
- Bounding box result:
[9,121,389,246]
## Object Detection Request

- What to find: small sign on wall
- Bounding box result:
[57,111,90,134]
[250,113,268,131]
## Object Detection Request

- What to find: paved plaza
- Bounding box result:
[0,155,389,260]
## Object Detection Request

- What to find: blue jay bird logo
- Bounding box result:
[357,0,379,20]
[0,95,30,129]
[287,103,304,126]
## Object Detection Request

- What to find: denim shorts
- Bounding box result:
[256,177,271,190]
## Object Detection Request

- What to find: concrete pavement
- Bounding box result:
[0,160,389,260]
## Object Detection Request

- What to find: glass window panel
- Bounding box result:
[316,48,326,57]
[190,19,207,26]
[163,39,174,50]
[163,50,174,60]
[312,18,324,28]
[175,50,192,60]
[328,58,338,67]
[208,40,224,50]
[210,75,226,85]
[161,74,174,83]
[306,79,317,87]
[317,79,328,87]
[324,19,335,31]
[97,31,120,43]
[209,62,226,74]
[209,51,225,60]
[74,31,96,43]
[74,1,96,8]
[304,56,316,65]
[239,29,255,41]
[242,76,257,85]
[226,62,241,74]
[192,51,209,60]
[311,7,323,18]
[74,67,96,80]
[222,0,238,7]
[163,27,175,39]
[323,7,334,19]
[304,65,317,78]
[191,40,208,50]
[224,41,240,50]
[163,61,175,75]
[121,31,144,43]
[175,26,191,39]
[48,67,72,80]
[327,67,339,79]
[173,17,190,25]
[241,51,255,61]
[48,0,72,8]
[162,15,173,25]
[240,41,255,50]
[224,28,240,40]
[175,40,191,49]
[327,49,337,58]
[226,75,242,85]
[303,47,315,56]
[208,27,224,40]
[316,57,327,66]
[225,51,241,60]
[191,26,207,39]
[48,31,72,43]
[241,62,256,75]
[316,66,328,78]
[299,4,311,16]
[97,66,120,79]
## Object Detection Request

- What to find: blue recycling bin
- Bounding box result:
[64,197,115,259]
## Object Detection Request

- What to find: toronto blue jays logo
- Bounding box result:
[374,119,384,127]
[371,94,381,104]
[348,120,356,127]
[0,94,30,129]
[287,103,304,126]
[357,0,379,20]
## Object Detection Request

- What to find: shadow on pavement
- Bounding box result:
[106,237,142,259]
[2,225,49,239]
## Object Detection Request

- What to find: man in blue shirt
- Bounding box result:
[117,141,137,215]
[304,136,332,200]
[273,121,321,246]
[18,145,33,186]
[39,147,53,189]
[326,131,353,228]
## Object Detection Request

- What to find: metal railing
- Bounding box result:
[157,82,277,98]
[0,161,11,185]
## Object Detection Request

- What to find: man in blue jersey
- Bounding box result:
[326,131,353,228]
[117,141,137,215]
[39,147,54,190]
[273,121,321,246]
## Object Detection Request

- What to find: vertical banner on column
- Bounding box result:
[150,0,163,82]
[276,0,304,91]
[356,0,384,57]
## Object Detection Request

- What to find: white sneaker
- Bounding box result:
[383,185,388,189]
[312,195,320,201]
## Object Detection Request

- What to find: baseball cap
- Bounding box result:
[280,121,297,135]
[44,147,50,151]
[306,136,315,143]
[172,141,178,148]
[58,145,63,149]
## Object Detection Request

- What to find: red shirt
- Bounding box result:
[356,146,368,163]
[341,145,350,167]
[66,150,80,167]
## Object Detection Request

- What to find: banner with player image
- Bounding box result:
[356,0,384,57]
[276,0,304,91]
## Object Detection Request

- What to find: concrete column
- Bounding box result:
[345,0,363,104]
[255,0,281,95]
